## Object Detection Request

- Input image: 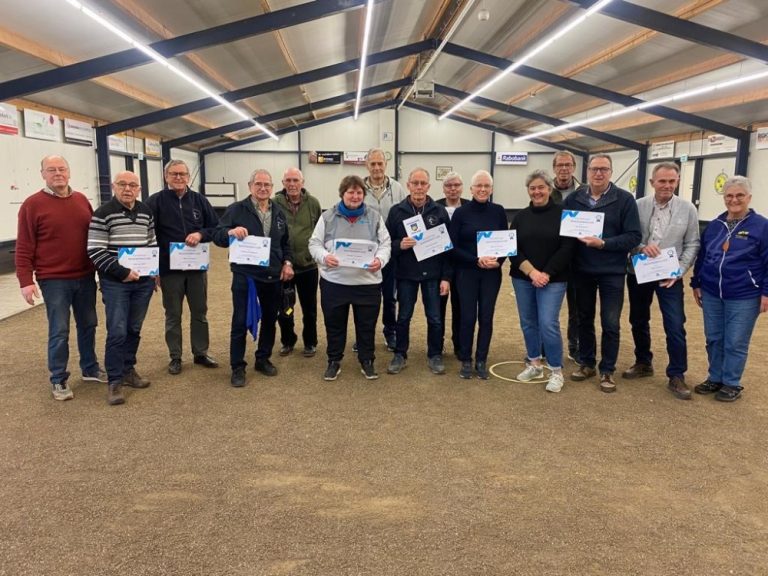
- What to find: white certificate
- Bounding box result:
[229,236,271,266]
[117,247,159,276]
[560,210,605,238]
[413,224,453,262]
[402,214,426,238]
[169,242,210,271]
[632,247,682,284]
[333,238,378,268]
[476,230,517,257]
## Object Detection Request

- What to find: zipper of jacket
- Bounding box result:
[717,214,750,298]
[178,194,188,238]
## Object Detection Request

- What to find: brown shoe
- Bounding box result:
[571,365,597,381]
[600,373,617,393]
[621,363,654,379]
[107,381,125,405]
[123,368,150,389]
[667,376,692,400]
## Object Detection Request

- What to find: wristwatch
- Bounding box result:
[284,260,293,267]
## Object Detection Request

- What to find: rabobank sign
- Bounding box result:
[495,152,528,165]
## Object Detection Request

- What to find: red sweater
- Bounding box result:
[15,190,95,287]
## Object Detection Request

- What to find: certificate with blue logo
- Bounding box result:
[333,238,378,268]
[413,224,453,262]
[476,230,517,257]
[117,247,159,276]
[169,242,210,271]
[560,210,604,238]
[632,247,682,284]
[229,236,271,266]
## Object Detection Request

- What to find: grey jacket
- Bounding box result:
[634,194,700,275]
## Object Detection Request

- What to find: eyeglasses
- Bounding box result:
[168,171,189,178]
[725,193,748,200]
[473,184,492,189]
[444,182,462,188]
[115,182,141,190]
[283,178,301,183]
[554,163,574,169]
[251,182,273,189]
[409,180,429,187]
[588,167,612,173]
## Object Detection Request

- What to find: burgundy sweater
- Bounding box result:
[15,190,95,287]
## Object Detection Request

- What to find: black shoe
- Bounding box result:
[231,367,246,387]
[360,360,379,380]
[279,345,294,357]
[459,361,473,379]
[475,361,489,380]
[323,361,341,381]
[303,345,317,357]
[254,359,278,376]
[385,335,396,352]
[168,358,182,375]
[193,355,218,368]
[715,385,742,402]
[694,379,723,395]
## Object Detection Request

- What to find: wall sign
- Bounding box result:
[309,151,342,164]
[64,118,94,146]
[0,103,19,135]
[495,152,528,165]
[24,109,60,142]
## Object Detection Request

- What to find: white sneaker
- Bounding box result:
[517,365,544,381]
[546,371,564,393]
[52,382,74,401]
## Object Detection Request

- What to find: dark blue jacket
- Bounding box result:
[212,198,292,283]
[145,188,218,275]
[386,196,453,282]
[691,209,768,300]
[562,183,641,275]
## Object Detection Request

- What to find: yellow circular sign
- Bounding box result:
[714,171,728,194]
[629,175,637,193]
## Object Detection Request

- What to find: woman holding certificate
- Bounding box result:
[690,176,768,402]
[448,170,508,380]
[309,175,391,382]
[509,171,576,392]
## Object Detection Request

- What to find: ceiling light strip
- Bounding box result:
[354,0,376,120]
[439,0,615,121]
[513,69,768,142]
[64,0,278,140]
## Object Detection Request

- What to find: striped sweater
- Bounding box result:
[87,197,157,281]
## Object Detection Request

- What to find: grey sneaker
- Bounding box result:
[82,369,108,383]
[428,355,445,375]
[475,361,489,380]
[52,382,74,401]
[459,361,473,379]
[517,364,544,382]
[387,354,406,374]
[123,368,150,389]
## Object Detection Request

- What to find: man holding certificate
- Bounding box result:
[213,169,294,388]
[385,168,452,376]
[87,171,157,406]
[623,163,700,399]
[562,154,641,393]
[146,160,219,376]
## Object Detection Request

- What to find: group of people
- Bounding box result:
[16,149,767,406]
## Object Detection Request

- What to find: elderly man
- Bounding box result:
[562,154,641,393]
[435,171,467,357]
[87,171,157,406]
[146,160,219,375]
[16,155,106,401]
[363,148,407,351]
[273,167,322,358]
[622,162,700,399]
[213,169,294,388]
[385,168,452,375]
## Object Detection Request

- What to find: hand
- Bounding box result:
[400,237,416,250]
[185,232,203,246]
[280,263,294,282]
[642,243,661,258]
[580,236,604,249]
[478,256,499,269]
[761,295,768,314]
[228,227,249,240]
[367,257,382,273]
[659,277,678,288]
[324,254,340,268]
[529,270,549,288]
[693,287,702,308]
[439,280,450,296]
[21,284,40,306]
[123,270,141,282]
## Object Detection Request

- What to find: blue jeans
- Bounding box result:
[38,276,100,384]
[100,276,155,383]
[395,279,442,358]
[701,291,761,388]
[512,278,567,369]
[627,274,687,377]
[573,273,625,374]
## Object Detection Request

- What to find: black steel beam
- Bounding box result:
[104,41,432,134]
[0,0,373,100]
[435,84,642,150]
[571,0,768,63]
[165,78,411,149]
[442,42,748,141]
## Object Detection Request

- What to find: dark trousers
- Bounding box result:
[381,261,396,339]
[278,267,319,348]
[440,277,461,355]
[455,267,502,363]
[230,273,280,370]
[627,274,688,377]
[566,280,579,359]
[160,271,210,360]
[573,273,625,374]
[320,279,381,363]
[395,279,442,359]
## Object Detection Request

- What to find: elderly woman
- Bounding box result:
[448,169,508,380]
[510,170,576,393]
[690,176,768,402]
[309,175,391,381]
